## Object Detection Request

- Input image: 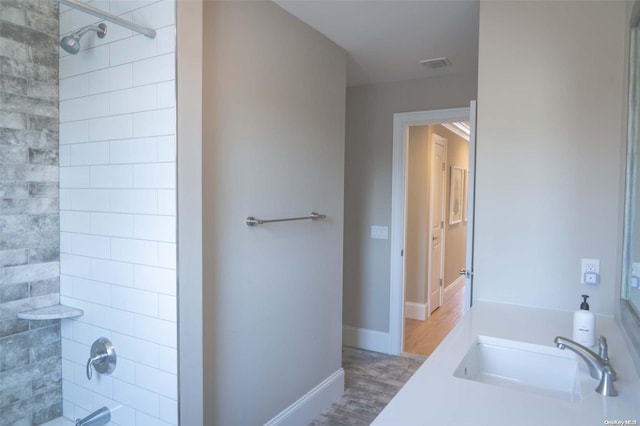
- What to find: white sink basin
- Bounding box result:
[453,336,582,402]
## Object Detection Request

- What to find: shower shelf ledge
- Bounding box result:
[18,304,84,320]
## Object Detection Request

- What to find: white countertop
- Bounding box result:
[372,301,640,426]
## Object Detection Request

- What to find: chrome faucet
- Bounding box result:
[554,336,617,397]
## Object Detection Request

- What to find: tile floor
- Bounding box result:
[310,347,425,425]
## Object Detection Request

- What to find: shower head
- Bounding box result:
[60,23,107,55]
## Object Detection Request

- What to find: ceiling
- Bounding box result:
[274,0,479,87]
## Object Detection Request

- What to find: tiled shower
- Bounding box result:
[0,0,177,424]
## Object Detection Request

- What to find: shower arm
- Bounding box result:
[74,24,106,39]
[54,0,156,38]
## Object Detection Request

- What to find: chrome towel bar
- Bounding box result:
[246,212,326,226]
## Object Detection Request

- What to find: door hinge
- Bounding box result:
[442,162,445,171]
[440,278,443,287]
[441,221,444,228]
[401,249,404,256]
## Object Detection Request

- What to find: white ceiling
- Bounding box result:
[274,0,479,87]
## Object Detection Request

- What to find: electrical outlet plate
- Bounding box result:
[632,262,640,289]
[581,258,600,285]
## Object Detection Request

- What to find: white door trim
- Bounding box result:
[390,106,472,355]
[427,133,447,316]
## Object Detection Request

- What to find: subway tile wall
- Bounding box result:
[0,0,63,423]
[58,1,177,424]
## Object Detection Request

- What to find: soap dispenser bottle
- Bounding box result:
[573,294,595,347]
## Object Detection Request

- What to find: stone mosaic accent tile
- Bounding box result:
[2,0,60,423]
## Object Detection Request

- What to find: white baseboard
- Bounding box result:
[404,301,426,320]
[444,275,465,304]
[342,325,391,354]
[264,368,344,426]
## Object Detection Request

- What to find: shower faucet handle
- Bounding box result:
[86,337,117,380]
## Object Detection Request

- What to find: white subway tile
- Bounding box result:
[111,237,158,266]
[132,0,175,29]
[136,411,174,426]
[90,165,134,188]
[156,81,175,109]
[59,10,71,35]
[158,346,177,374]
[72,321,112,346]
[59,146,71,167]
[110,137,157,164]
[60,232,72,254]
[112,379,159,417]
[110,189,158,214]
[158,243,176,269]
[111,286,158,316]
[91,258,135,287]
[91,304,135,335]
[90,21,133,48]
[133,54,175,86]
[110,403,136,426]
[61,338,88,367]
[60,74,90,101]
[157,294,175,321]
[156,26,175,55]
[90,212,134,238]
[134,215,175,242]
[136,365,177,399]
[111,332,159,368]
[60,189,71,211]
[135,315,176,347]
[60,275,73,295]
[110,34,157,66]
[134,265,175,295]
[156,135,175,162]
[111,357,135,385]
[69,141,110,166]
[109,0,158,16]
[90,115,133,142]
[60,254,91,278]
[60,94,110,122]
[68,276,112,304]
[59,296,94,321]
[89,63,133,94]
[63,380,92,410]
[133,108,175,137]
[61,320,73,340]
[69,1,107,29]
[72,363,113,398]
[157,190,175,215]
[60,121,89,144]
[60,211,90,233]
[60,45,109,78]
[133,163,175,189]
[60,166,91,188]
[62,359,75,382]
[110,85,157,115]
[71,234,111,259]
[69,189,111,212]
[158,396,178,425]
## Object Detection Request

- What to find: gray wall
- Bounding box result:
[202,2,346,424]
[474,0,627,315]
[0,0,62,423]
[344,74,477,332]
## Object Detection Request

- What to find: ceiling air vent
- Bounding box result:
[419,57,451,69]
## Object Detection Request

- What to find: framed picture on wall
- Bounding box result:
[463,169,468,222]
[449,166,464,224]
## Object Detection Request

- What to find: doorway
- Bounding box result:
[389,104,476,356]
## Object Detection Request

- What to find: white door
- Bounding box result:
[428,134,447,314]
[463,101,477,310]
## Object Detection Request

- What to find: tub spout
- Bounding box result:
[75,406,111,426]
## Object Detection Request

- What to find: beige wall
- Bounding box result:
[475,0,627,315]
[405,126,431,304]
[344,74,477,332]
[202,2,346,424]
[404,125,469,305]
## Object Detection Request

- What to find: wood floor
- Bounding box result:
[403,286,465,357]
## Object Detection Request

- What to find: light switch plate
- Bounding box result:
[632,262,640,289]
[371,226,388,239]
